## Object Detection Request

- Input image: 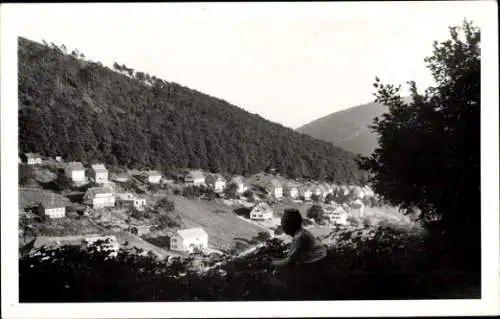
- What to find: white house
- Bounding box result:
[116,193,146,210]
[250,202,273,220]
[170,227,209,253]
[37,196,66,219]
[65,162,86,183]
[90,164,109,184]
[25,153,42,165]
[230,176,248,194]
[184,170,206,186]
[206,173,226,193]
[351,199,365,218]
[83,187,115,209]
[298,186,313,201]
[147,170,162,184]
[55,156,63,162]
[265,180,283,199]
[325,205,349,225]
[283,183,299,199]
[350,186,365,200]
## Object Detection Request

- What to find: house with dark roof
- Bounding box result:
[83,187,115,208]
[184,170,206,186]
[206,173,227,193]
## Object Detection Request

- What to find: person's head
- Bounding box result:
[281,208,302,236]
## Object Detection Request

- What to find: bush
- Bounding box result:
[155,197,175,212]
[306,204,324,222]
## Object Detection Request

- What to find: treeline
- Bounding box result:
[18,37,365,183]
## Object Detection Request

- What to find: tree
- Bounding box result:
[306,204,324,222]
[225,183,238,199]
[311,194,320,203]
[357,20,480,267]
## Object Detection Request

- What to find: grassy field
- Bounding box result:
[19,188,72,209]
[168,195,267,252]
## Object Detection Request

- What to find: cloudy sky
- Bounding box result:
[6,1,494,128]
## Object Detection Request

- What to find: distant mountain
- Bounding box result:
[296,101,389,156]
[18,37,366,183]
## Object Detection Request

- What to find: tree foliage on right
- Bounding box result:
[357,20,480,266]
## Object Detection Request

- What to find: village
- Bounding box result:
[19,152,386,265]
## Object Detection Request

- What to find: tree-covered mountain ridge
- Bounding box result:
[18,36,365,183]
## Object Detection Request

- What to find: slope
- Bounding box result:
[18,37,364,183]
[296,101,388,156]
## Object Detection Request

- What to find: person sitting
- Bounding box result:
[270,208,328,298]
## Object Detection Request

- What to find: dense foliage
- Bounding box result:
[20,226,478,302]
[358,20,481,268]
[18,37,364,183]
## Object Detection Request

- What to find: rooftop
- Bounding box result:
[176,227,208,239]
[66,161,85,170]
[91,164,108,172]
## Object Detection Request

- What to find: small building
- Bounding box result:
[55,156,63,162]
[90,164,109,184]
[116,193,146,210]
[24,153,42,165]
[170,227,209,253]
[65,162,86,183]
[206,173,227,193]
[37,196,66,219]
[230,176,248,194]
[184,170,206,186]
[265,179,283,199]
[283,183,299,199]
[322,183,334,196]
[250,202,273,220]
[298,186,313,201]
[83,187,115,209]
[351,199,365,218]
[147,170,162,184]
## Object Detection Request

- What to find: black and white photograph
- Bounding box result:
[1,2,499,318]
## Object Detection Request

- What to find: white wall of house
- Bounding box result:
[69,170,86,182]
[236,184,248,194]
[27,158,42,165]
[170,234,208,252]
[273,187,283,198]
[250,210,273,220]
[148,175,161,184]
[44,207,66,219]
[93,172,108,184]
[287,188,298,198]
[213,181,226,193]
[303,191,312,200]
[92,194,115,208]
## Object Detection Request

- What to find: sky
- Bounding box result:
[6,1,495,129]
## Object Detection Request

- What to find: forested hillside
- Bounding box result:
[18,37,364,183]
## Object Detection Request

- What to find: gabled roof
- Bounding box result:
[266,179,282,188]
[209,173,226,182]
[40,200,66,209]
[187,170,205,180]
[91,164,108,172]
[85,187,114,197]
[66,161,85,171]
[148,170,161,177]
[230,176,245,185]
[251,202,273,214]
[284,182,299,189]
[175,227,208,240]
[25,152,40,158]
